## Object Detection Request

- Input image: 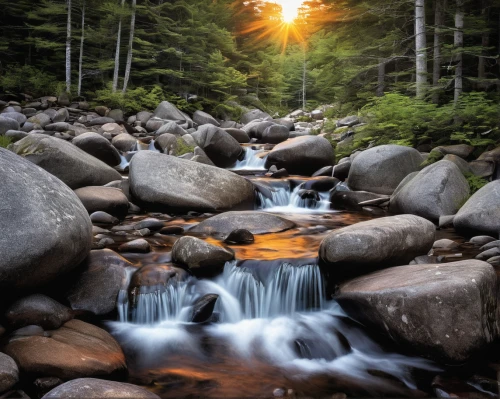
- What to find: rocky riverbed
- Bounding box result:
[0,98,500,398]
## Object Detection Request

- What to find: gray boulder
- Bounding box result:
[454,180,500,236]
[88,117,115,126]
[112,133,137,152]
[337,115,360,127]
[172,236,234,271]
[469,160,495,178]
[136,111,153,125]
[42,378,160,399]
[241,109,271,125]
[0,148,92,290]
[319,215,435,281]
[129,152,255,212]
[74,186,129,219]
[348,145,423,195]
[0,353,19,394]
[336,260,498,363]
[265,136,334,175]
[154,120,188,136]
[26,113,51,129]
[190,211,295,236]
[389,160,470,221]
[262,124,289,144]
[66,249,133,316]
[190,125,243,167]
[0,116,20,134]
[436,144,474,159]
[154,133,178,154]
[72,132,121,167]
[193,110,220,127]
[153,101,190,124]
[53,108,69,123]
[10,134,122,189]
[5,294,73,330]
[223,128,250,143]
[1,112,26,125]
[107,109,124,123]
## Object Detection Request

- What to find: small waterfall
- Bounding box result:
[257,183,331,212]
[232,148,267,170]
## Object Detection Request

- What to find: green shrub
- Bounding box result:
[0,136,13,148]
[176,138,195,156]
[296,115,313,123]
[0,65,61,97]
[464,173,488,196]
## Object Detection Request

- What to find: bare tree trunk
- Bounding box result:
[302,47,306,109]
[122,0,136,93]
[432,0,446,103]
[478,0,490,88]
[77,0,85,97]
[377,58,386,97]
[112,0,125,93]
[454,0,464,105]
[415,0,427,98]
[66,0,72,93]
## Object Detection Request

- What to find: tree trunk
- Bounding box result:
[112,0,125,93]
[77,0,85,97]
[122,0,136,93]
[377,58,386,97]
[415,0,427,98]
[454,0,464,105]
[66,0,72,93]
[302,47,306,109]
[478,0,490,88]
[432,0,446,103]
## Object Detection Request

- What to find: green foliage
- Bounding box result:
[176,138,195,156]
[464,173,489,196]
[93,85,165,114]
[0,136,13,149]
[296,115,313,123]
[420,149,445,168]
[0,65,60,97]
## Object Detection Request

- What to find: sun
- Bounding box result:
[274,0,303,23]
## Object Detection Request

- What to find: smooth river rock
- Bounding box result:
[389,160,470,221]
[42,378,160,399]
[190,211,295,236]
[0,353,19,394]
[129,152,255,212]
[3,319,127,380]
[265,136,335,176]
[74,186,130,220]
[336,260,498,363]
[347,145,423,195]
[190,125,243,167]
[454,180,500,236]
[319,215,435,281]
[72,132,121,167]
[10,134,122,189]
[0,148,92,291]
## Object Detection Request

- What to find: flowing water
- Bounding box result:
[232,147,267,170]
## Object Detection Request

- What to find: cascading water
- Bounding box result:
[115,140,160,171]
[257,183,332,212]
[108,261,438,397]
[232,147,267,170]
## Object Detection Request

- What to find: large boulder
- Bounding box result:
[348,145,423,195]
[152,101,191,125]
[10,134,122,189]
[190,211,295,236]
[42,378,160,399]
[454,180,500,236]
[111,133,136,152]
[0,148,92,291]
[190,125,243,167]
[171,236,234,272]
[154,121,188,137]
[5,294,73,330]
[336,260,499,363]
[0,353,19,394]
[240,109,271,125]
[0,116,20,134]
[223,128,250,143]
[193,110,220,127]
[319,215,435,281]
[74,186,129,220]
[129,152,255,212]
[66,249,133,316]
[389,160,470,221]
[262,124,289,144]
[265,136,335,175]
[3,319,127,380]
[72,132,121,167]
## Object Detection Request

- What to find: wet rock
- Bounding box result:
[319,215,435,281]
[193,110,220,127]
[159,226,184,235]
[333,161,351,180]
[172,236,234,271]
[34,377,64,397]
[0,353,19,394]
[75,186,129,220]
[112,133,136,152]
[348,145,423,195]
[190,125,243,167]
[66,249,133,316]
[480,240,500,251]
[88,117,115,126]
[438,215,455,229]
[266,136,334,176]
[476,247,500,261]
[191,294,219,323]
[4,319,126,380]
[330,191,386,211]
[5,295,73,330]
[241,109,272,125]
[0,148,92,291]
[433,239,459,250]
[487,256,500,267]
[223,128,250,143]
[312,165,333,177]
[42,378,160,399]
[154,133,177,154]
[336,260,498,363]
[129,152,255,212]
[191,211,295,235]
[10,134,122,189]
[389,160,470,221]
[134,218,165,231]
[118,239,151,253]
[410,255,441,265]
[90,211,119,225]
[129,265,187,295]
[454,180,500,236]
[72,132,121,167]
[191,146,216,166]
[224,229,255,244]
[262,124,289,144]
[154,120,188,136]
[469,236,497,246]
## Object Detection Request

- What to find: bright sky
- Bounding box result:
[272,0,304,23]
